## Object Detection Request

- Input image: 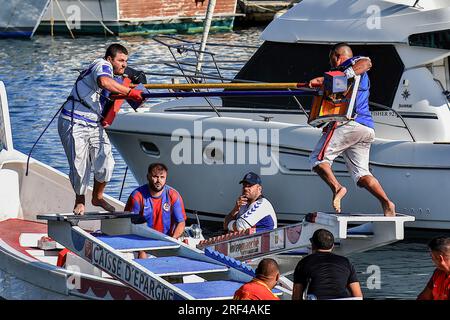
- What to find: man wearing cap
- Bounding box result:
[292,229,363,300]
[223,172,277,233]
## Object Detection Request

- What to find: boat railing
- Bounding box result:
[148,35,313,117]
[369,101,416,142]
[433,78,450,111]
[150,35,258,117]
[151,35,257,85]
[146,36,418,142]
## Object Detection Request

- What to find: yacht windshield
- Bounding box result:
[409,29,450,50]
[223,42,404,111]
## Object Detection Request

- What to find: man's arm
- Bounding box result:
[417,276,434,300]
[351,58,372,75]
[171,221,186,239]
[223,205,239,230]
[98,76,132,95]
[292,283,304,300]
[417,286,433,300]
[171,192,186,239]
[223,196,247,231]
[348,282,363,298]
[344,57,372,79]
[308,77,324,88]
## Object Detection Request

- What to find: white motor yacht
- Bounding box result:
[107,0,450,229]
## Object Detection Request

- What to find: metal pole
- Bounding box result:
[50,0,54,37]
[196,0,217,75]
[54,0,75,39]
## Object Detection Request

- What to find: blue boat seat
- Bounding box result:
[134,256,228,276]
[93,234,180,252]
[174,280,283,300]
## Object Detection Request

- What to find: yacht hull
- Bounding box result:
[108,112,450,230]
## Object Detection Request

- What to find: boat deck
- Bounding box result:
[0,218,47,258]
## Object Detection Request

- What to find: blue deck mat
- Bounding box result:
[174,281,283,299]
[134,256,228,275]
[93,234,179,250]
[175,280,245,299]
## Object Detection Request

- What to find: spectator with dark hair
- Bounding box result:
[58,43,145,215]
[234,258,281,300]
[417,236,450,300]
[125,163,186,258]
[292,229,363,300]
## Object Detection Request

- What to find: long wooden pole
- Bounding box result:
[132,82,315,90]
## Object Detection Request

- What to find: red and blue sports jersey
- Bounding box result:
[125,184,186,235]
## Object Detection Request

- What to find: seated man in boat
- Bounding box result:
[234,258,280,300]
[308,42,396,216]
[292,229,363,300]
[223,172,277,233]
[58,43,145,215]
[125,163,186,257]
[417,236,450,300]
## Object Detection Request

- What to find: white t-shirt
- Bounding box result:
[61,58,113,125]
[232,197,277,233]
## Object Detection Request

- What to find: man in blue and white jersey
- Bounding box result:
[224,172,277,233]
[308,43,395,216]
[58,44,144,215]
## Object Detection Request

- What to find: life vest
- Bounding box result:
[101,76,132,127]
[431,269,450,300]
[100,66,147,127]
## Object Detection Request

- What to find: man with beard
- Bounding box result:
[58,43,144,215]
[224,172,277,233]
[125,163,186,258]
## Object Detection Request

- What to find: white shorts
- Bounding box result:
[58,116,115,195]
[309,121,375,184]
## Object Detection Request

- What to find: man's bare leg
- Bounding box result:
[92,179,115,212]
[357,175,396,216]
[313,163,347,213]
[74,194,85,215]
[138,251,147,259]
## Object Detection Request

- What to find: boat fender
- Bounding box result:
[101,76,132,127]
[101,67,147,127]
[56,248,71,267]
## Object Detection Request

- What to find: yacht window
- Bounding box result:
[409,29,450,50]
[140,141,160,157]
[223,42,404,111]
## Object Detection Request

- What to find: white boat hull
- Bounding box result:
[108,112,450,230]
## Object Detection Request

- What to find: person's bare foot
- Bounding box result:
[383,201,396,217]
[73,203,85,215]
[332,187,347,213]
[92,198,116,212]
[73,195,85,215]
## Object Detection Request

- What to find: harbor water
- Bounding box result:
[0,27,447,300]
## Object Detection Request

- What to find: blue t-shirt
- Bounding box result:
[340,57,374,129]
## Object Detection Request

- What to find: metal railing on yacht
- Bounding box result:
[143,35,417,142]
